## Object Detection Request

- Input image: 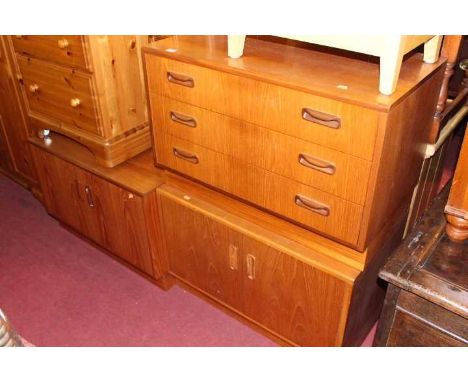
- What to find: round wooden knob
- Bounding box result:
[29,84,39,93]
[15,35,23,39]
[70,98,81,107]
[57,39,69,49]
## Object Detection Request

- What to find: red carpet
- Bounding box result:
[0,174,375,346]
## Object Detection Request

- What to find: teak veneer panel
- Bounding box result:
[146,55,379,160]
[158,186,354,346]
[156,133,364,247]
[158,180,409,346]
[30,142,170,279]
[358,66,445,250]
[151,94,371,205]
[144,35,445,112]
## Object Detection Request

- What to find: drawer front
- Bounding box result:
[146,55,379,160]
[17,56,101,135]
[387,310,465,347]
[152,94,371,205]
[156,133,364,247]
[13,35,88,70]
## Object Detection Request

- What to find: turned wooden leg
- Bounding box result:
[446,214,468,242]
[227,35,246,58]
[424,35,443,64]
[379,37,405,95]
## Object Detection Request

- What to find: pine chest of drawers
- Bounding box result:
[144,36,445,253]
[10,35,151,167]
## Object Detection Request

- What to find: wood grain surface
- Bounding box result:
[146,55,379,160]
[158,187,353,346]
[151,94,372,205]
[12,35,89,71]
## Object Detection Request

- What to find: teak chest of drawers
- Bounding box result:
[10,35,151,167]
[144,36,445,253]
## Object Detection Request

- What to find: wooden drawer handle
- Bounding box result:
[302,108,341,129]
[84,186,95,208]
[229,244,239,271]
[170,111,197,128]
[70,98,81,108]
[29,84,39,93]
[167,71,194,88]
[173,147,199,164]
[294,194,330,216]
[298,153,336,175]
[57,39,70,49]
[246,254,255,280]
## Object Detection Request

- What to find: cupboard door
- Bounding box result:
[159,194,244,311]
[31,147,86,233]
[241,235,350,346]
[78,172,155,276]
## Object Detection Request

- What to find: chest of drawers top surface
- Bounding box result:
[144,35,445,111]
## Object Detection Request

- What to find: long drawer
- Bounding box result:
[13,35,88,70]
[17,56,101,135]
[152,94,372,205]
[146,55,379,160]
[155,133,364,247]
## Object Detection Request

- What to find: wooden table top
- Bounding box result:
[144,35,446,111]
[29,134,165,196]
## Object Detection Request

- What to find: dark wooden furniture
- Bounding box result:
[375,188,468,346]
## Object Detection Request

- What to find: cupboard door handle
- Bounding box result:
[301,108,341,129]
[84,186,95,208]
[294,194,330,216]
[246,254,255,280]
[298,153,336,175]
[167,71,194,88]
[170,111,197,128]
[229,244,239,271]
[173,147,199,164]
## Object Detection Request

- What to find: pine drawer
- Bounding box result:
[151,94,372,205]
[146,55,379,160]
[17,56,101,135]
[13,35,88,70]
[155,133,364,247]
